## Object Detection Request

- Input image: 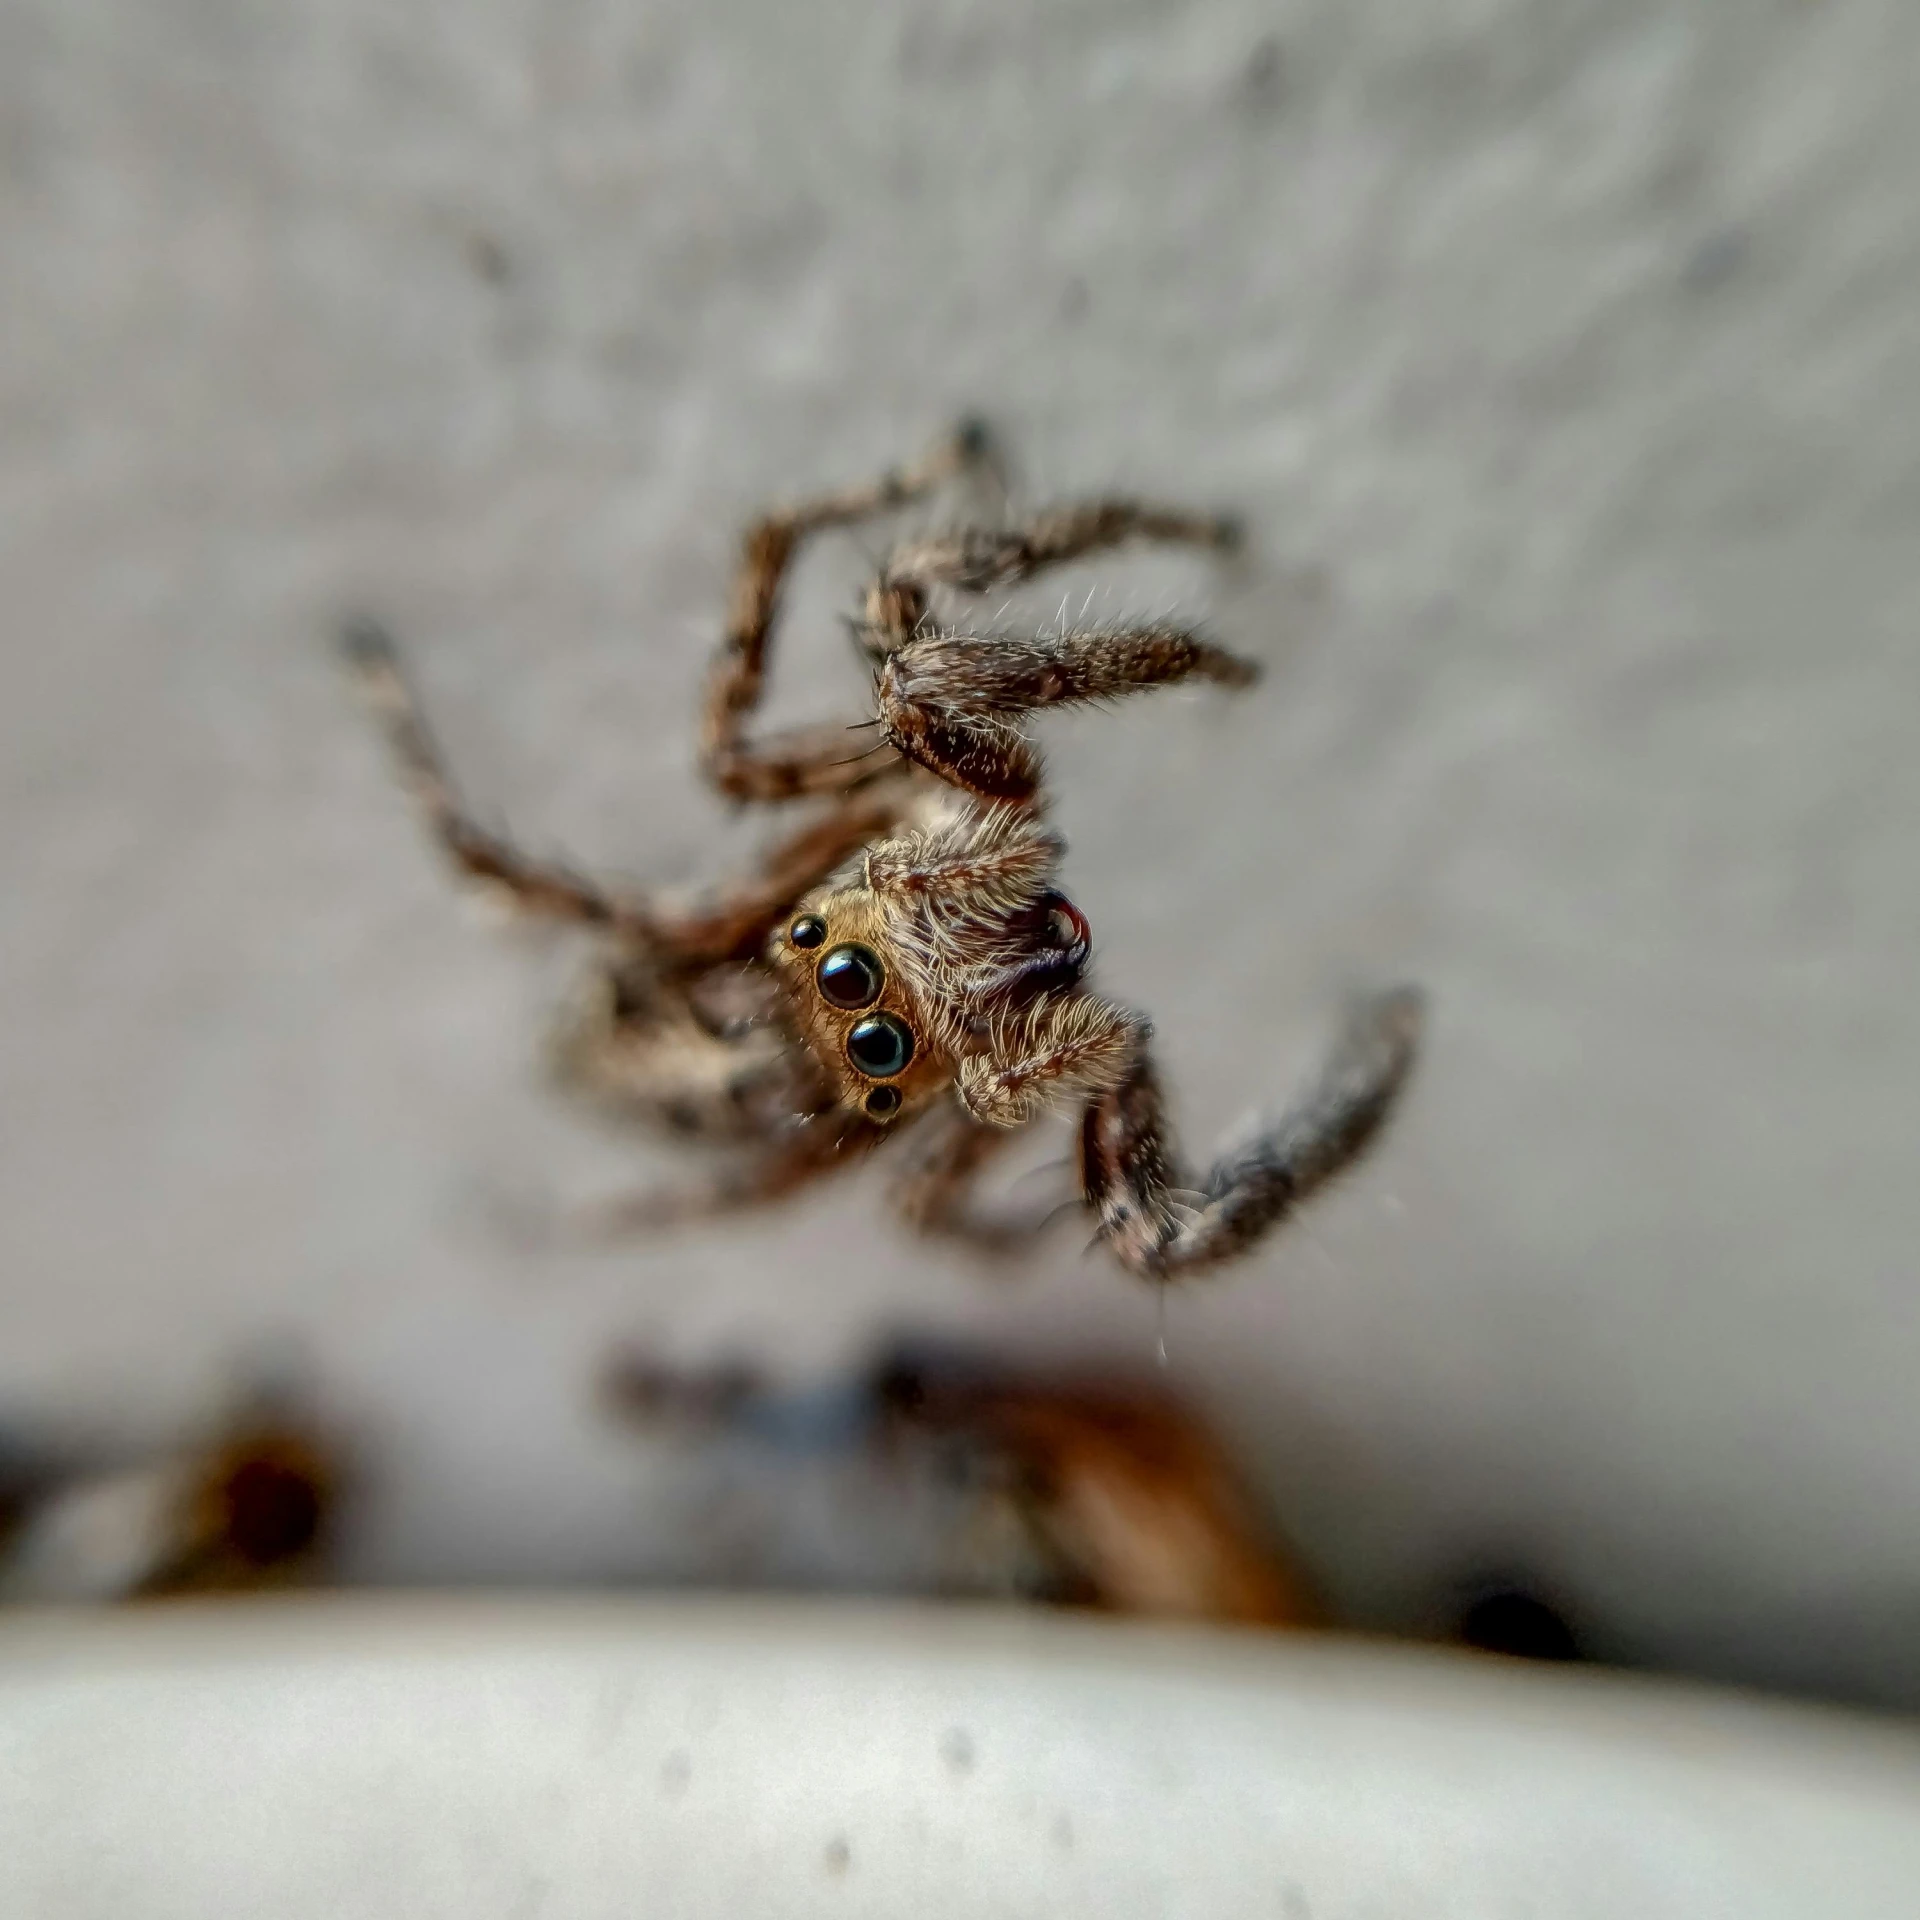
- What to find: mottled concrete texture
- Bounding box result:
[3,3,1917,1701]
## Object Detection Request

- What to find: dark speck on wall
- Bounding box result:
[1681,226,1751,293]
[1457,1583,1585,1662]
[1242,36,1286,111]
[466,230,514,287]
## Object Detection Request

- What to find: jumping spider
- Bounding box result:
[343,422,1420,1280]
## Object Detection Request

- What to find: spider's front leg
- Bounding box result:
[862,480,1252,800]
[340,617,654,932]
[340,616,904,964]
[700,421,995,802]
[1078,989,1423,1281]
[882,495,1241,601]
[875,623,1259,802]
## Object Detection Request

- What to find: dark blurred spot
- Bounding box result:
[0,1428,57,1541]
[604,1350,763,1430]
[222,1457,324,1567]
[1458,1585,1584,1662]
[823,1835,851,1876]
[1681,227,1750,294]
[607,964,656,1023]
[1242,37,1287,111]
[953,414,994,461]
[466,231,514,287]
[871,1338,1003,1417]
[1060,277,1090,325]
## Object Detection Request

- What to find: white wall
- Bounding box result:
[3,0,1917,1703]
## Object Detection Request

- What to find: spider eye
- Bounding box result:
[788,914,827,950]
[847,1012,915,1079]
[864,1085,902,1119]
[816,943,885,1010]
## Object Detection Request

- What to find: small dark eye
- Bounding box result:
[864,1085,902,1118]
[816,943,885,1010]
[788,915,826,950]
[847,1012,914,1078]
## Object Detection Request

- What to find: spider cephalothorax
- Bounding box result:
[771,804,1117,1133]
[344,422,1420,1280]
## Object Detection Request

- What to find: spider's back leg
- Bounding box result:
[888,1097,1056,1254]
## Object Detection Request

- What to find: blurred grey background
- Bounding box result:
[3,0,1917,1703]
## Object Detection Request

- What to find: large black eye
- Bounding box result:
[788,914,826,950]
[847,1012,914,1078]
[816,943,884,1010]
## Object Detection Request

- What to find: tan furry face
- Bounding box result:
[769,882,954,1126]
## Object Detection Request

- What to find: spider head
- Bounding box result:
[770,889,949,1126]
[771,804,1101,1128]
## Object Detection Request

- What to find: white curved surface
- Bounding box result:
[3,1598,1918,1919]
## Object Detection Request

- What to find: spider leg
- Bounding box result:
[954,991,1144,1130]
[875,622,1258,801]
[884,495,1240,600]
[645,789,911,966]
[549,955,829,1146]
[889,1098,1053,1254]
[340,616,652,932]
[1077,989,1423,1280]
[580,1111,881,1237]
[341,616,905,962]
[701,421,993,801]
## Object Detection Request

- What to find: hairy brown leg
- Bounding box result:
[882,495,1240,600]
[701,420,993,802]
[875,621,1259,801]
[340,616,652,932]
[580,1111,882,1237]
[1077,989,1423,1280]
[889,1099,1054,1253]
[549,954,828,1145]
[648,788,912,966]
[954,990,1142,1129]
[341,616,907,963]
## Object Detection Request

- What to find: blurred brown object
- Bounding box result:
[607,1339,1314,1628]
[0,1385,338,1604]
[133,1412,335,1598]
[874,1348,1313,1627]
